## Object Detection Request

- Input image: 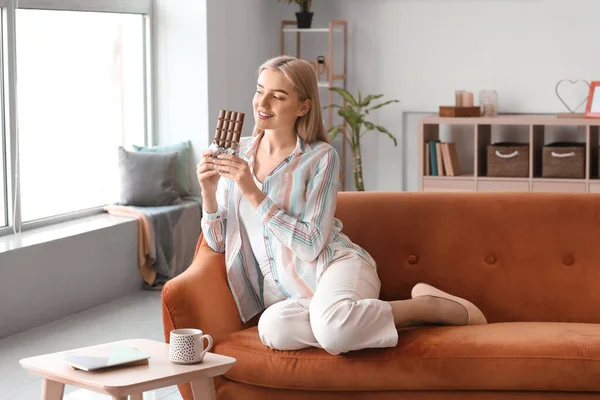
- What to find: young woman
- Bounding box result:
[197,55,487,356]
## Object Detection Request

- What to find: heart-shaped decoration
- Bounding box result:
[555,79,590,113]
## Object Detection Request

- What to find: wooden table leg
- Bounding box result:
[41,379,65,400]
[129,394,143,400]
[191,377,216,400]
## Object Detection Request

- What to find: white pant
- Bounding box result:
[257,251,399,355]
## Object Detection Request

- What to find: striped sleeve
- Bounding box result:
[200,177,229,253]
[256,148,339,262]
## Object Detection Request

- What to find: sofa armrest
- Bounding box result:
[161,233,243,343]
[162,234,256,400]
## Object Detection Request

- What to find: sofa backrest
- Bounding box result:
[334,191,600,323]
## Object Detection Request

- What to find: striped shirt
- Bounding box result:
[201,131,376,323]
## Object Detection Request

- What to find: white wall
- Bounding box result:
[0,219,140,338]
[316,0,600,191]
[152,0,208,196]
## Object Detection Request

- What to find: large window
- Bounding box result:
[17,10,146,222]
[0,0,152,233]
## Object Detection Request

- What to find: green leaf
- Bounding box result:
[360,94,384,107]
[322,104,343,110]
[359,121,376,138]
[338,108,363,130]
[328,125,341,141]
[363,120,375,130]
[329,87,358,107]
[366,99,399,113]
[337,107,362,121]
[358,91,362,107]
[374,123,398,146]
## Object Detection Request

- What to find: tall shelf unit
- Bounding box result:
[280,20,348,190]
[419,115,600,193]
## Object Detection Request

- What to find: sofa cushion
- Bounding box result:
[214,322,600,392]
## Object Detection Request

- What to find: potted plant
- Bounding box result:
[326,87,400,191]
[279,0,313,29]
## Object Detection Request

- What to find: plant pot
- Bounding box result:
[295,11,313,29]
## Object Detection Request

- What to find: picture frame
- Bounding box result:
[585,81,600,118]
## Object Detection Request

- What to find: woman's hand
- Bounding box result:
[214,154,265,206]
[197,150,220,196]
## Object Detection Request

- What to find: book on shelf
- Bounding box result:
[428,140,439,175]
[424,140,460,176]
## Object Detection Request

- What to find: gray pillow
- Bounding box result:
[132,140,192,197]
[118,146,179,206]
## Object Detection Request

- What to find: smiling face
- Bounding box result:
[252,67,311,134]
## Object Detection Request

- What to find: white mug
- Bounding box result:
[169,328,213,364]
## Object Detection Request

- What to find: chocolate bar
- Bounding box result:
[210,109,245,156]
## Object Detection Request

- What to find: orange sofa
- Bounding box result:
[162,191,600,399]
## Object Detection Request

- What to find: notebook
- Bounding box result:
[63,342,151,371]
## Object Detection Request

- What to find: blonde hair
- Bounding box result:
[252,55,329,144]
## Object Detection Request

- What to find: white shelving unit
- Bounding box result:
[419,114,600,193]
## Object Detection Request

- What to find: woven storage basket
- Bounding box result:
[487,142,529,177]
[542,142,585,179]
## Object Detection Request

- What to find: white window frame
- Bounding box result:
[0,10,6,229]
[0,0,152,14]
[0,0,153,236]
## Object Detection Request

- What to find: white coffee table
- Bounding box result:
[19,338,236,400]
